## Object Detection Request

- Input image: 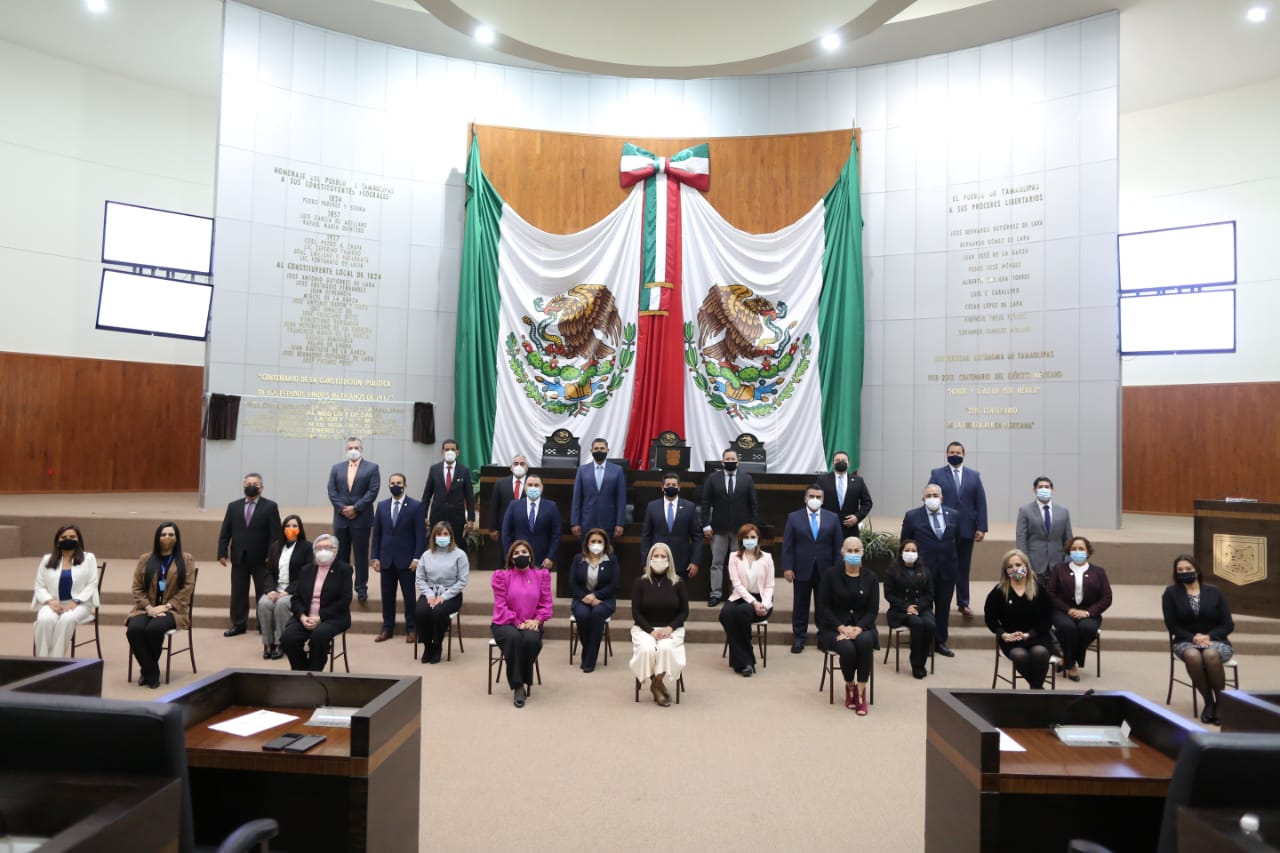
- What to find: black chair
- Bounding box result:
[33,561,107,659]
[487,638,542,695]
[1166,634,1240,716]
[883,624,934,674]
[128,567,199,685]
[991,635,1058,689]
[568,614,614,666]
[412,609,464,661]
[819,646,873,705]
[634,673,686,704]
[720,618,768,668]
[328,630,349,672]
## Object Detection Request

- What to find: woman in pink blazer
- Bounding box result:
[718,523,775,676]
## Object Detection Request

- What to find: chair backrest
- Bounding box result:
[1157,731,1280,853]
[93,560,106,614]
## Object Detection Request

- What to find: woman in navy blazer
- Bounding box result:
[1162,554,1233,724]
[281,533,353,672]
[568,528,618,673]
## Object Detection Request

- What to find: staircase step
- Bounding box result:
[0,527,20,560]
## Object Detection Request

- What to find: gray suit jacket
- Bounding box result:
[1014,500,1073,576]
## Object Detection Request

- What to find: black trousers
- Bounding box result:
[380,565,417,635]
[820,629,875,683]
[570,598,616,670]
[415,594,463,657]
[281,619,344,672]
[335,527,371,596]
[491,623,542,690]
[1000,641,1051,689]
[229,560,268,630]
[892,612,937,670]
[1052,610,1101,669]
[126,612,176,682]
[791,573,821,643]
[955,537,975,606]
[930,569,955,644]
[720,598,771,670]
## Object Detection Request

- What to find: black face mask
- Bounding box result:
[389,485,405,497]
[591,451,608,463]
[1175,572,1197,586]
[947,454,964,467]
[722,461,738,472]
[663,486,679,497]
[833,460,849,473]
[58,538,77,552]
[513,555,531,569]
[244,485,260,497]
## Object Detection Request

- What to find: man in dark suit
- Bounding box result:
[217,472,282,637]
[700,449,759,606]
[327,436,381,603]
[371,473,426,644]
[501,474,563,568]
[817,450,874,536]
[570,437,627,545]
[900,483,962,657]
[781,484,843,653]
[489,454,529,543]
[928,441,988,618]
[421,438,476,545]
[641,472,704,579]
[280,533,353,672]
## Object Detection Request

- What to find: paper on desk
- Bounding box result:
[995,728,1026,752]
[209,709,299,737]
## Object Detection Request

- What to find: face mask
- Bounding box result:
[435,536,451,549]
[924,497,941,511]
[389,485,405,497]
[663,486,680,497]
[722,461,738,472]
[346,449,362,462]
[806,498,822,512]
[1036,488,1052,502]
[1070,550,1088,565]
[588,542,605,555]
[650,558,669,573]
[58,538,77,551]
[526,486,542,500]
[314,549,336,565]
[742,538,758,551]
[947,454,964,467]
[512,465,527,478]
[513,554,531,568]
[902,551,918,565]
[283,528,299,542]
[1007,566,1028,581]
[844,553,863,567]
[591,450,608,463]
[444,450,457,463]
[1176,572,1197,585]
[833,460,849,473]
[244,484,260,498]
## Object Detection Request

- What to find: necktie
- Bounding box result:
[837,476,845,508]
[347,462,357,490]
[244,500,254,525]
[513,478,521,500]
[445,465,453,492]
[952,468,961,492]
[667,500,675,532]
[810,512,819,541]
[931,511,944,539]
[1042,504,1051,534]
[528,501,536,530]
[392,500,400,526]
[727,474,735,496]
[595,466,604,490]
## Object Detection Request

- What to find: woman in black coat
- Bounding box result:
[280,533,353,672]
[1162,554,1234,724]
[1045,535,1113,682]
[817,537,880,715]
[984,548,1053,689]
[568,528,618,673]
[257,514,314,660]
[882,539,935,679]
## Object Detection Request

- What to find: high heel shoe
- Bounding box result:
[855,685,869,716]
[844,684,856,710]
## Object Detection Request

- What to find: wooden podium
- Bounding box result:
[163,669,420,852]
[926,689,1202,852]
[1218,691,1280,732]
[0,772,181,852]
[1194,499,1280,618]
[0,656,102,696]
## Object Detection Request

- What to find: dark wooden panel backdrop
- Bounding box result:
[0,352,202,493]
[1123,382,1280,514]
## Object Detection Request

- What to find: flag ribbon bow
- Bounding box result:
[619,142,710,191]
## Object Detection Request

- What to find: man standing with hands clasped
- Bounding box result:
[371,473,426,644]
[571,437,627,546]
[218,472,282,637]
[929,441,987,619]
[781,484,842,653]
[421,438,477,544]
[817,451,874,536]
[327,437,381,603]
[700,449,759,606]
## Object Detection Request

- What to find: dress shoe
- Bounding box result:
[357,592,368,603]
[427,650,442,664]
[1067,671,1081,682]
[405,632,416,644]
[958,605,973,618]
[513,685,526,708]
[738,665,755,677]
[262,646,272,660]
[374,632,392,643]
[844,684,856,710]
[913,666,927,679]
[581,665,595,674]
[791,640,805,654]
[268,648,284,660]
[650,678,672,707]
[1200,702,1219,725]
[223,626,246,637]
[934,643,956,657]
[708,594,722,607]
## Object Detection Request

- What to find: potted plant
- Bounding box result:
[858,520,900,572]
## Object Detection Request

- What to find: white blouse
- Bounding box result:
[276,543,296,592]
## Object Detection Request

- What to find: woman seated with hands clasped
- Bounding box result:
[1045,536,1112,682]
[126,522,194,688]
[258,514,313,660]
[280,533,353,672]
[630,543,688,707]
[718,523,774,676]
[1163,554,1234,724]
[415,521,470,664]
[817,536,880,715]
[985,549,1053,689]
[883,539,935,679]
[32,524,100,658]
[491,540,553,708]
[569,528,618,673]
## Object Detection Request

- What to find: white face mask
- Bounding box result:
[650,558,669,573]
[314,548,336,565]
[924,497,942,511]
[444,450,457,463]
[512,465,527,479]
[902,551,919,565]
[741,538,758,551]
[588,542,605,555]
[346,449,361,462]
[806,497,822,512]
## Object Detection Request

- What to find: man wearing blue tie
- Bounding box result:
[501,474,563,568]
[571,437,627,546]
[640,472,703,579]
[900,483,962,657]
[928,441,988,619]
[781,484,843,653]
[370,473,426,643]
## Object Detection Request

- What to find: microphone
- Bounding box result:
[306,671,331,707]
[304,671,357,728]
[1052,689,1109,727]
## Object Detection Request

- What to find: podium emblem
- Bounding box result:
[1213,534,1267,586]
[552,429,573,445]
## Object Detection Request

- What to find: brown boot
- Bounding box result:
[651,675,671,707]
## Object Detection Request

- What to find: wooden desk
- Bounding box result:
[1219,691,1280,733]
[0,656,103,696]
[0,771,180,853]
[998,728,1176,795]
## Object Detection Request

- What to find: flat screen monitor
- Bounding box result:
[1117,221,1236,292]
[96,269,213,341]
[101,200,214,275]
[1119,289,1236,355]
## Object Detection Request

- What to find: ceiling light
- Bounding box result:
[1247,6,1267,22]
[475,25,495,45]
[85,0,107,12]
[821,33,841,51]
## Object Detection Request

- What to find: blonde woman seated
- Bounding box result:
[630,543,689,707]
[718,523,774,676]
[984,549,1053,689]
[32,524,100,657]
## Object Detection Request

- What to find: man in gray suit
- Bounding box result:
[1014,475,1073,581]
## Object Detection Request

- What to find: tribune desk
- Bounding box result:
[1219,691,1280,732]
[0,772,180,853]
[162,669,420,853]
[0,655,102,696]
[926,689,1203,853]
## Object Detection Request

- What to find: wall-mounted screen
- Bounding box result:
[96,269,213,341]
[102,200,214,274]
[1118,221,1236,292]
[1119,289,1236,355]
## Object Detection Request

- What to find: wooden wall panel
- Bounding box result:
[0,352,202,493]
[474,125,857,235]
[1123,382,1280,515]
